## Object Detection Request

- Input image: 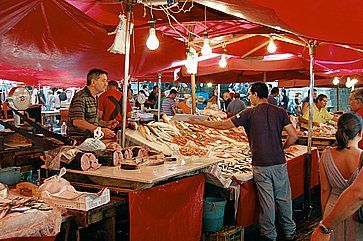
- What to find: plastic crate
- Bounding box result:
[42,187,110,211]
[205,226,244,241]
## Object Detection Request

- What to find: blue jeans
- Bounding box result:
[253,163,296,240]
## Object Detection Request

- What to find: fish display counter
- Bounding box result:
[125,119,320,227]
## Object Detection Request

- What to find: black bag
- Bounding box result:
[353,152,363,223]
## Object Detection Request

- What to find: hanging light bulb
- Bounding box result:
[219,49,227,68]
[201,33,212,56]
[185,47,198,74]
[267,38,277,54]
[207,82,213,87]
[351,78,359,85]
[332,77,340,85]
[346,77,352,88]
[146,20,159,51]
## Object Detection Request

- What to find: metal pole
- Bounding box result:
[304,41,316,216]
[157,73,162,121]
[121,7,132,148]
[307,43,315,154]
[191,74,196,114]
[336,85,340,111]
[217,84,221,109]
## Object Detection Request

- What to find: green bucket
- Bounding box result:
[202,197,227,232]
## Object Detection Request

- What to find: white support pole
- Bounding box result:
[307,42,316,155]
[304,41,317,216]
[217,84,221,109]
[121,7,132,148]
[157,73,162,121]
[191,74,196,114]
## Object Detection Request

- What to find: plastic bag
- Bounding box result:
[78,127,106,152]
[43,146,81,170]
[0,208,62,238]
[39,168,70,194]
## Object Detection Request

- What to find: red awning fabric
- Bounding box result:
[0,0,362,87]
[195,0,363,45]
[176,54,310,83]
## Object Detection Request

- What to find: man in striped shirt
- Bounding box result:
[162,89,178,116]
[68,69,115,139]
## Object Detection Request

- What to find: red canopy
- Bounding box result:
[195,0,363,45]
[0,0,237,87]
[0,0,362,87]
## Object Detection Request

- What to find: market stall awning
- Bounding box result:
[195,0,363,45]
[0,0,362,87]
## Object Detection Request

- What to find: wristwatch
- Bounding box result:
[318,221,333,234]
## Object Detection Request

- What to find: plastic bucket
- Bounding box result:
[202,197,227,232]
[0,167,21,186]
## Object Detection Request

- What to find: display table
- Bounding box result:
[66,155,219,188]
[66,155,215,241]
[296,135,335,153]
[125,129,173,155]
[65,172,206,241]
[235,148,319,227]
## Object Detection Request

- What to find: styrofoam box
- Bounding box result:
[42,187,110,211]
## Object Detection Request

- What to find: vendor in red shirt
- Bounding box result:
[98,80,132,131]
[349,88,363,148]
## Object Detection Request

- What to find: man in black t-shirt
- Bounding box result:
[188,82,298,241]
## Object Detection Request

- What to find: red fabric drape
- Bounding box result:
[129,174,205,241]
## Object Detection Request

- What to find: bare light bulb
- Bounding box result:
[351,78,358,85]
[346,77,352,88]
[201,37,212,56]
[219,54,227,68]
[332,77,340,85]
[185,47,198,74]
[267,39,277,53]
[146,27,159,51]
[207,82,213,87]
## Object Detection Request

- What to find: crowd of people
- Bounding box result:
[63,69,363,241]
[66,69,182,138]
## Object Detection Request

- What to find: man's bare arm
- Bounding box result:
[311,169,363,241]
[73,119,115,138]
[73,119,98,132]
[187,118,235,130]
[283,124,298,148]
